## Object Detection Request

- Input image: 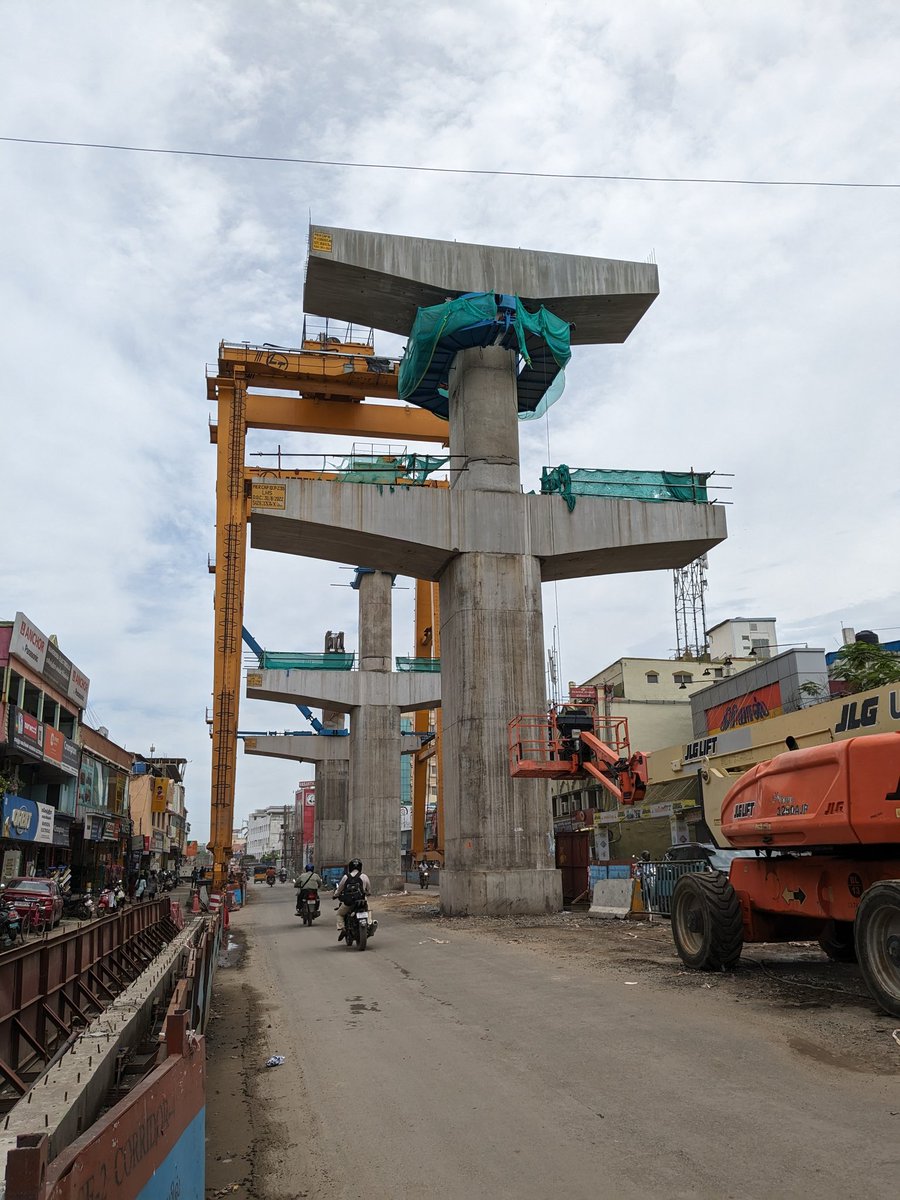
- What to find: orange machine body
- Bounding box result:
[720,733,900,850]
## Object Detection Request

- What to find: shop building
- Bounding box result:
[1,613,86,881]
[72,724,134,891]
[129,756,189,876]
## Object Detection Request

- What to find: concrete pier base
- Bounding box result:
[349,700,403,893]
[441,868,562,916]
[316,758,349,869]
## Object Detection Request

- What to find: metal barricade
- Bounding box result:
[637,860,711,916]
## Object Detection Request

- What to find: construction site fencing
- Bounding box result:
[0,900,178,1102]
[637,860,711,916]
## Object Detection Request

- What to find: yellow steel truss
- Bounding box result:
[209,338,448,886]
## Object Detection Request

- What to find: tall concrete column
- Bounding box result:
[349,570,403,893]
[440,347,561,914]
[315,708,349,869]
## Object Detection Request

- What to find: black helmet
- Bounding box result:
[348,858,363,873]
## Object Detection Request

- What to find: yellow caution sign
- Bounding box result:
[311,230,333,253]
[251,483,286,510]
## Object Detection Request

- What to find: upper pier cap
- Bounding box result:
[304,226,659,345]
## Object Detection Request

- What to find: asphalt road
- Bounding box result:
[208,885,899,1200]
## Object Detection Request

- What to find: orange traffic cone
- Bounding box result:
[191,889,200,914]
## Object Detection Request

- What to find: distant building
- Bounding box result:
[246,805,293,862]
[579,653,756,754]
[130,756,188,875]
[706,617,777,661]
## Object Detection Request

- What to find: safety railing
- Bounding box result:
[508,709,633,778]
[395,657,441,672]
[636,860,711,916]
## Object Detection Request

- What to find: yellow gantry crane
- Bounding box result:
[207,328,448,887]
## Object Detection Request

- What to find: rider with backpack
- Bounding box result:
[335,858,371,941]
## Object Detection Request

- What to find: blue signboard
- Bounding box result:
[1,794,54,843]
[135,1108,205,1200]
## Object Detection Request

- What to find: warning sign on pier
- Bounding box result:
[251,483,286,510]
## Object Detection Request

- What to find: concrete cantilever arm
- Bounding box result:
[242,732,422,762]
[527,494,727,582]
[246,667,441,714]
[249,479,726,582]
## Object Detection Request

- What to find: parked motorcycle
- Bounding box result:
[296,889,321,926]
[340,898,377,951]
[0,895,23,947]
[62,893,95,921]
[418,866,430,890]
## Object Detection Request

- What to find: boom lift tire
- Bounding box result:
[672,871,744,971]
[854,880,900,1017]
[818,919,857,963]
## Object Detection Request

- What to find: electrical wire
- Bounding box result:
[1,136,897,189]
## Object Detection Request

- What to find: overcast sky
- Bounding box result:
[3,1,898,843]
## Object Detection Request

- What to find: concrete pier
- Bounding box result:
[250,226,727,914]
[246,571,440,892]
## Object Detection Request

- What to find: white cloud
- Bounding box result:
[2,1,898,842]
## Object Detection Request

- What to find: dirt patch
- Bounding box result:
[205,926,338,1200]
[379,893,900,1076]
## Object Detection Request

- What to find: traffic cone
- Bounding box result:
[191,889,200,914]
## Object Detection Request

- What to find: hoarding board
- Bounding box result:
[10,611,48,673]
[9,705,44,759]
[1,794,55,843]
[704,682,783,736]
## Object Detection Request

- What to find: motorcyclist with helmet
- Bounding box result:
[294,862,324,916]
[335,857,371,941]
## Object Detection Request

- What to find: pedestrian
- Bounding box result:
[135,874,147,903]
[147,870,159,900]
[190,866,200,887]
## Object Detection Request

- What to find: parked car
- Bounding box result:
[662,842,758,872]
[3,877,64,928]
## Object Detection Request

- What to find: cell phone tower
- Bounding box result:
[674,555,709,659]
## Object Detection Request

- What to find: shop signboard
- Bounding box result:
[1,794,55,843]
[43,640,73,695]
[132,834,150,852]
[10,611,48,673]
[61,736,81,776]
[568,685,598,704]
[705,681,783,736]
[152,777,171,812]
[52,816,71,847]
[68,662,90,707]
[9,706,44,760]
[2,850,22,883]
[44,725,65,766]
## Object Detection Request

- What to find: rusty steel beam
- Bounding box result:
[0,901,176,1100]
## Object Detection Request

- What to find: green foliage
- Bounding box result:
[0,765,21,797]
[260,851,278,864]
[828,641,900,694]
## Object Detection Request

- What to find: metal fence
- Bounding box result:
[636,860,711,916]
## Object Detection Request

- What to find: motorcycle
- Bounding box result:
[341,898,377,951]
[296,889,321,926]
[0,897,23,947]
[418,866,430,890]
[62,893,95,921]
[279,869,287,883]
[266,874,276,888]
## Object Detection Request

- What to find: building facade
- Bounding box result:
[706,617,778,661]
[246,805,293,864]
[129,756,189,876]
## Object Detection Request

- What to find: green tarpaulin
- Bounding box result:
[541,466,711,512]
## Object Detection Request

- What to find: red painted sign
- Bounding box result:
[705,681,783,736]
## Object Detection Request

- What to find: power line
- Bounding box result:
[1,135,897,190]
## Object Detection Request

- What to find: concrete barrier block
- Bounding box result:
[588,878,635,919]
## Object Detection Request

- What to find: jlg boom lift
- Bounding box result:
[510,706,900,1016]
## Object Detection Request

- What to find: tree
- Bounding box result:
[828,641,900,694]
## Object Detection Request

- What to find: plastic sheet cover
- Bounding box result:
[541,466,711,512]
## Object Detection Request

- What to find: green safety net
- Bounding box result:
[397,292,572,419]
[259,652,355,670]
[395,657,442,673]
[335,454,449,485]
[541,466,711,512]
